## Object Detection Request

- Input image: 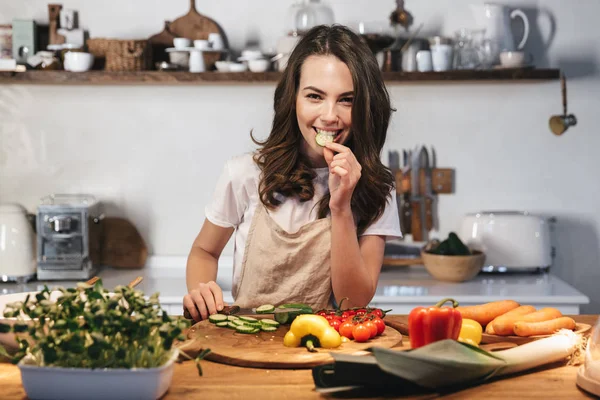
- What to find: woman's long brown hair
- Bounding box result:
[251,25,395,235]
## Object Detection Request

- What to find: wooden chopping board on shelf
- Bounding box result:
[178,315,403,369]
[168,0,229,69]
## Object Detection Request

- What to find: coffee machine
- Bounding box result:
[36,194,103,280]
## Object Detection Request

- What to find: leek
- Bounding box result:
[495,329,582,377]
[315,329,583,391]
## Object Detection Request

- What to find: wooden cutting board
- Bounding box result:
[168,0,228,70]
[100,217,147,269]
[178,316,403,369]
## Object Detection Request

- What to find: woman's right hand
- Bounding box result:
[183,281,226,321]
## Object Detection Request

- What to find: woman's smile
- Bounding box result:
[295,54,354,167]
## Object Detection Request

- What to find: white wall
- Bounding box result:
[1,0,599,312]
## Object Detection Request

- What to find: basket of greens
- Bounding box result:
[0,280,209,400]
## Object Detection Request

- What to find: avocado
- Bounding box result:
[447,232,471,255]
[427,232,471,256]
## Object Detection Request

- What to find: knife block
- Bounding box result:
[395,168,454,195]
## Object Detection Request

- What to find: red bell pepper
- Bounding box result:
[408,298,462,349]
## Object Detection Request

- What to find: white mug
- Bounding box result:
[430,44,453,71]
[194,40,210,50]
[173,38,191,50]
[416,50,433,72]
[189,50,205,73]
[208,33,225,50]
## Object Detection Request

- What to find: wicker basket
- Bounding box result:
[86,38,152,71]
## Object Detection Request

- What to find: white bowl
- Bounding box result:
[214,61,231,72]
[63,51,94,72]
[228,62,248,72]
[173,38,191,49]
[19,349,178,400]
[193,39,210,50]
[247,58,270,72]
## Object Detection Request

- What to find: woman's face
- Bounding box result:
[296,55,354,168]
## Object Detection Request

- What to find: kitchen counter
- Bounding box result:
[0,314,596,399]
[0,258,590,315]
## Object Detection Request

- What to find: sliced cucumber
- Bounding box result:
[239,316,259,323]
[260,319,280,327]
[235,325,258,334]
[260,325,278,332]
[256,304,275,314]
[208,314,228,323]
[231,319,246,326]
[227,321,238,329]
[226,315,240,321]
[315,131,335,147]
[215,321,229,327]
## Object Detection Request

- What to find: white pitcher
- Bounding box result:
[471,3,530,62]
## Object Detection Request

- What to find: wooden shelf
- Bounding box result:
[0,68,560,85]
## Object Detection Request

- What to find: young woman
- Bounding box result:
[183,24,402,321]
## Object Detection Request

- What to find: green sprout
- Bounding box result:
[0,280,209,374]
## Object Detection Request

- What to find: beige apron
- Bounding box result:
[234,204,334,310]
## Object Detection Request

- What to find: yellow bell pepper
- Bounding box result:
[283,314,342,352]
[458,318,483,347]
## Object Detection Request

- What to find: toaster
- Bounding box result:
[458,211,554,273]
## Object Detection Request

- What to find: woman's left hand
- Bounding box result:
[323,142,361,214]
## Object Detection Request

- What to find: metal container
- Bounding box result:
[36,194,103,280]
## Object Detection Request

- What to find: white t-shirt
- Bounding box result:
[205,153,403,289]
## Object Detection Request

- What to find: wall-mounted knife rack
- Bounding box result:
[383,167,455,267]
[395,168,454,196]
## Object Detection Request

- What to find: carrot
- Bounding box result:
[485,305,536,334]
[456,300,520,327]
[492,307,563,336]
[513,317,576,337]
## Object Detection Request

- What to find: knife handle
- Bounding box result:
[425,197,433,231]
[401,193,412,233]
[411,200,423,242]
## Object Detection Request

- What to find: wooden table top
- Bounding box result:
[1,315,598,399]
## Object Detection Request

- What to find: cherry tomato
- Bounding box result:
[371,317,386,335]
[329,319,342,332]
[325,314,340,322]
[316,311,327,317]
[370,309,384,318]
[339,321,355,339]
[352,323,371,342]
[341,310,355,319]
[363,320,378,338]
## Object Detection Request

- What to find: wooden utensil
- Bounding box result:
[85,276,100,286]
[100,217,147,269]
[127,276,143,289]
[178,318,403,369]
[48,4,65,45]
[148,20,177,65]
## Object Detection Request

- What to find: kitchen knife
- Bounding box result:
[410,146,425,242]
[420,147,434,233]
[388,150,404,235]
[183,305,305,321]
[400,150,412,234]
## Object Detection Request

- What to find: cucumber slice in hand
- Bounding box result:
[315,131,335,147]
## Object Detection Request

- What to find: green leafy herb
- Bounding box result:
[0,280,206,374]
